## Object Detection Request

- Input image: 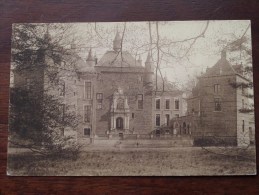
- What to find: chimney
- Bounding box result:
[221,49,227,59]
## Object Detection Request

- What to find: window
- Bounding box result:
[84,105,91,123]
[156,114,160,127]
[96,93,103,109]
[117,98,124,109]
[132,113,135,119]
[97,103,102,109]
[174,98,179,110]
[96,93,103,100]
[59,80,65,96]
[242,120,245,132]
[175,114,179,118]
[214,84,220,93]
[165,99,170,110]
[156,99,160,110]
[137,94,143,109]
[165,114,170,126]
[214,98,221,111]
[84,81,91,99]
[138,75,143,83]
[26,78,32,90]
[84,128,91,136]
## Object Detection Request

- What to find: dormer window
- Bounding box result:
[219,67,222,75]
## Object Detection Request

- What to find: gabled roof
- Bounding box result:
[201,51,249,82]
[96,51,142,67]
[202,56,236,77]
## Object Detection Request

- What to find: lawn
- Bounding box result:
[7,147,256,176]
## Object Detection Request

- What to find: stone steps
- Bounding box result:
[119,139,193,148]
[80,137,194,148]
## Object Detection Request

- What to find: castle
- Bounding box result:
[12,32,254,146]
[74,32,186,140]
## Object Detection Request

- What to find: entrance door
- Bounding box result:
[116,117,124,130]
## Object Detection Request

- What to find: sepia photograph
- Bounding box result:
[7,20,256,176]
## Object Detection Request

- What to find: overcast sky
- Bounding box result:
[70,21,252,87]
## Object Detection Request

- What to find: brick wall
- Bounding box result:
[197,75,237,137]
[95,68,153,135]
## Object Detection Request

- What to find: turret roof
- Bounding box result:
[86,48,95,61]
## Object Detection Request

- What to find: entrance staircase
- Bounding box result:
[118,136,193,148]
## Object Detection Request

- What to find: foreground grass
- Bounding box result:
[7,147,256,176]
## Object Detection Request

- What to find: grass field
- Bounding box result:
[7,147,256,176]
